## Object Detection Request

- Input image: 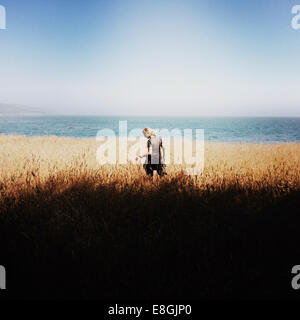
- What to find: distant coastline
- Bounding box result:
[0,103,46,116]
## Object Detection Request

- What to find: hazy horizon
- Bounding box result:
[1,103,300,118]
[1,0,300,116]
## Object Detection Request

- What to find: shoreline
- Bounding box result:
[1,133,300,145]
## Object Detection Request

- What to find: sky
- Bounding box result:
[0,0,300,116]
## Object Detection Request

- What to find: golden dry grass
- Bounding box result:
[1,134,300,203]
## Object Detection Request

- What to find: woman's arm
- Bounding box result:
[136,140,151,160]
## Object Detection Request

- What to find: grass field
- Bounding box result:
[1,135,300,299]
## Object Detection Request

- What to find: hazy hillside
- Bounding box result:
[0,104,45,116]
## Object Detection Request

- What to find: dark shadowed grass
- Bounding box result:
[1,173,300,300]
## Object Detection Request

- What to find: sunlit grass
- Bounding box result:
[1,135,300,207]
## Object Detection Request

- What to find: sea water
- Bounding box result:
[0,116,300,143]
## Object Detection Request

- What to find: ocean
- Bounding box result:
[0,116,300,143]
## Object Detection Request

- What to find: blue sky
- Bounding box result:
[0,0,300,116]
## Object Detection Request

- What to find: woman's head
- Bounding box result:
[143,127,155,139]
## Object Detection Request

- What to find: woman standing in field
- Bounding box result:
[136,128,167,177]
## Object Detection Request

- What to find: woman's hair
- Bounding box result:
[143,127,156,137]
